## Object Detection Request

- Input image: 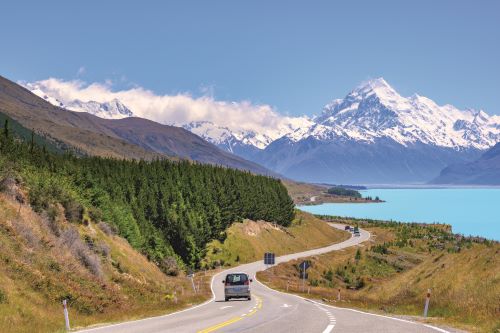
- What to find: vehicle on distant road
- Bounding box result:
[223,273,252,301]
[344,225,351,231]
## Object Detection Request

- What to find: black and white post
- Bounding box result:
[423,289,431,317]
[62,299,70,331]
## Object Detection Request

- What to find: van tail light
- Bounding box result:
[244,280,249,286]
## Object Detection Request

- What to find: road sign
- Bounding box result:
[264,252,275,265]
[299,260,310,271]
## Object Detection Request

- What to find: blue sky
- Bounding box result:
[1,0,499,116]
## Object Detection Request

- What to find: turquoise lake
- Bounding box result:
[298,188,500,240]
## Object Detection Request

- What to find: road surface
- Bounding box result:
[78,225,449,333]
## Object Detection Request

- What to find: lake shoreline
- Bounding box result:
[298,188,500,241]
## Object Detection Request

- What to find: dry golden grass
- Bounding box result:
[202,210,350,267]
[0,194,211,333]
[258,221,500,333]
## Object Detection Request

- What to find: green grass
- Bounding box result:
[258,216,499,333]
[202,210,350,268]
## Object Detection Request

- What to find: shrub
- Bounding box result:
[160,256,180,276]
[98,222,116,236]
[0,288,7,304]
[60,228,102,277]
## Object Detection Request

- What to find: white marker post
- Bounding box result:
[62,299,70,331]
[190,276,196,294]
[337,288,341,301]
[423,289,431,317]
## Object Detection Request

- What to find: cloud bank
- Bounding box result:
[24,78,299,136]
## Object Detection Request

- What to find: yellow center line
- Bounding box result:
[197,296,262,333]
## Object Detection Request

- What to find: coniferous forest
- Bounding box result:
[0,117,295,268]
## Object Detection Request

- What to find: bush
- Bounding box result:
[0,288,7,304]
[60,228,102,277]
[160,256,180,276]
[63,199,84,223]
[98,222,116,236]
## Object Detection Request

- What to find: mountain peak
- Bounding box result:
[352,77,398,99]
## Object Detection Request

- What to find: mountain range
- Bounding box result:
[25,77,500,184]
[0,75,274,176]
[432,142,500,185]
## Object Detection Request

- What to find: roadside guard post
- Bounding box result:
[187,269,196,293]
[423,289,431,317]
[63,299,70,331]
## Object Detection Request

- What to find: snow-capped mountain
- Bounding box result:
[182,117,314,155]
[306,78,499,150]
[24,82,134,119]
[65,99,134,119]
[249,78,499,183]
[24,77,500,183]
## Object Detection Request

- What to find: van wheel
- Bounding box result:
[247,296,251,301]
[225,297,229,302]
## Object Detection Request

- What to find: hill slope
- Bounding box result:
[0,192,210,333]
[1,75,275,175]
[432,142,500,184]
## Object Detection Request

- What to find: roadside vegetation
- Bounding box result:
[202,210,350,267]
[0,118,296,332]
[0,118,294,269]
[258,215,499,333]
[0,191,213,333]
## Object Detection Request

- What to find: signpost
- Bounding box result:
[299,260,311,292]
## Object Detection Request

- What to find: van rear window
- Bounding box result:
[226,274,248,285]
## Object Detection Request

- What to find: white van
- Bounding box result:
[223,273,252,301]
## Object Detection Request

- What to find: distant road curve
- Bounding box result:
[78,224,450,333]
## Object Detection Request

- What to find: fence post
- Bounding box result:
[423,289,431,317]
[63,299,70,331]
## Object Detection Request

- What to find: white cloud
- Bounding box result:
[24,78,303,137]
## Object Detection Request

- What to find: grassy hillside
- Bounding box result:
[0,75,276,175]
[202,211,350,267]
[0,121,294,268]
[0,193,211,333]
[258,216,499,333]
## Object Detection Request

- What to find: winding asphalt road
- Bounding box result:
[78,225,449,333]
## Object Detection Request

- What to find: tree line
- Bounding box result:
[0,118,295,268]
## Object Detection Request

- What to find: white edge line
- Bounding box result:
[76,269,223,332]
[253,228,451,333]
[255,273,450,333]
[75,225,374,333]
[322,324,334,333]
[75,222,354,332]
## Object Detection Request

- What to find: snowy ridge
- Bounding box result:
[24,78,499,151]
[25,82,134,119]
[299,78,499,149]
